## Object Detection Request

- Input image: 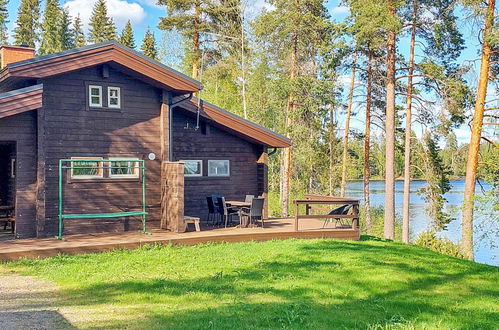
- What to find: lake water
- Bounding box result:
[345,180,498,266]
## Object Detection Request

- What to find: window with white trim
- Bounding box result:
[108,87,121,109]
[109,158,140,178]
[182,160,202,177]
[89,85,102,107]
[71,157,103,179]
[208,160,230,177]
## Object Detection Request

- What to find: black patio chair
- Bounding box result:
[206,196,220,226]
[322,204,353,228]
[240,197,265,228]
[217,197,239,228]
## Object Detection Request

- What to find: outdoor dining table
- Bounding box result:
[226,201,252,227]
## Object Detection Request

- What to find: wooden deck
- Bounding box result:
[0,218,360,261]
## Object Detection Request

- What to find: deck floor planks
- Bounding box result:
[0,218,360,261]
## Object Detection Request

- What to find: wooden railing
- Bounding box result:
[293,195,360,231]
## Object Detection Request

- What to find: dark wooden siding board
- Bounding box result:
[0,111,37,238]
[172,110,261,221]
[40,65,163,236]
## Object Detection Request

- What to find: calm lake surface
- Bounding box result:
[345,180,498,266]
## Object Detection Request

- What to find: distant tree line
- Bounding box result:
[0,0,158,58]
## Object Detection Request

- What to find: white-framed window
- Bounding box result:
[109,158,140,178]
[71,157,104,179]
[108,87,121,109]
[89,85,102,107]
[182,160,203,177]
[208,160,230,177]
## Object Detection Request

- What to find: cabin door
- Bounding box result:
[0,142,16,238]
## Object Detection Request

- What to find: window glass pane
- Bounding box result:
[184,160,202,176]
[91,96,100,104]
[72,160,101,177]
[108,87,120,108]
[208,160,229,176]
[110,159,139,177]
[90,88,100,96]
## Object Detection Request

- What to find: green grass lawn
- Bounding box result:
[2,237,498,329]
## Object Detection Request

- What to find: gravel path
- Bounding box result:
[0,271,74,329]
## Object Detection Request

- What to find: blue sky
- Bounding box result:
[4,0,483,143]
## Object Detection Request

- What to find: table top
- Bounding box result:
[226,201,251,207]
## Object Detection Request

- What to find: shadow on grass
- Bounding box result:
[53,241,498,329]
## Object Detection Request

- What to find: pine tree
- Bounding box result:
[158,0,242,80]
[13,0,41,48]
[39,0,61,55]
[73,14,86,47]
[59,8,74,50]
[88,0,116,44]
[141,28,157,60]
[0,0,8,45]
[120,20,136,49]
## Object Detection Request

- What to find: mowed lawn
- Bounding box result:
[2,237,498,329]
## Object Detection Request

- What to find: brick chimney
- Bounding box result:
[0,44,35,69]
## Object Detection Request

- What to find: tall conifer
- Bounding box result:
[13,0,41,48]
[59,8,74,50]
[120,20,136,48]
[88,0,116,43]
[73,14,86,47]
[141,28,157,59]
[0,0,8,44]
[39,0,61,55]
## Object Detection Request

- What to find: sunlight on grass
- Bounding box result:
[2,238,498,329]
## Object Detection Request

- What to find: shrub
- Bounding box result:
[360,206,402,241]
[415,230,464,259]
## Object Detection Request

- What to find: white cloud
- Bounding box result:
[63,0,146,31]
[330,6,349,16]
[135,0,162,9]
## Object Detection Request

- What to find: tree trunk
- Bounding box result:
[329,105,335,195]
[402,0,418,244]
[461,0,495,260]
[281,31,298,217]
[364,49,373,234]
[340,52,357,197]
[241,4,248,119]
[192,0,201,80]
[384,5,397,240]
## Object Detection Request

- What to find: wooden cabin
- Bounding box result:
[0,42,291,239]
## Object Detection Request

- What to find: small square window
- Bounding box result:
[208,160,230,177]
[71,157,103,179]
[182,160,202,177]
[108,87,121,109]
[89,85,102,107]
[109,158,140,178]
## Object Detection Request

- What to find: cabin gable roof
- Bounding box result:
[179,98,291,148]
[0,84,43,119]
[0,41,201,93]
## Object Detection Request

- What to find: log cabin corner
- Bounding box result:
[0,41,291,239]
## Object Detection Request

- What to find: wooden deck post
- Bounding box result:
[257,148,269,219]
[352,203,360,230]
[160,161,185,233]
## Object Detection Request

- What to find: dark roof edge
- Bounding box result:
[0,83,43,99]
[4,41,202,89]
[193,97,291,145]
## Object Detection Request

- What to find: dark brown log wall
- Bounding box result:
[172,109,261,221]
[0,111,37,238]
[40,66,163,236]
